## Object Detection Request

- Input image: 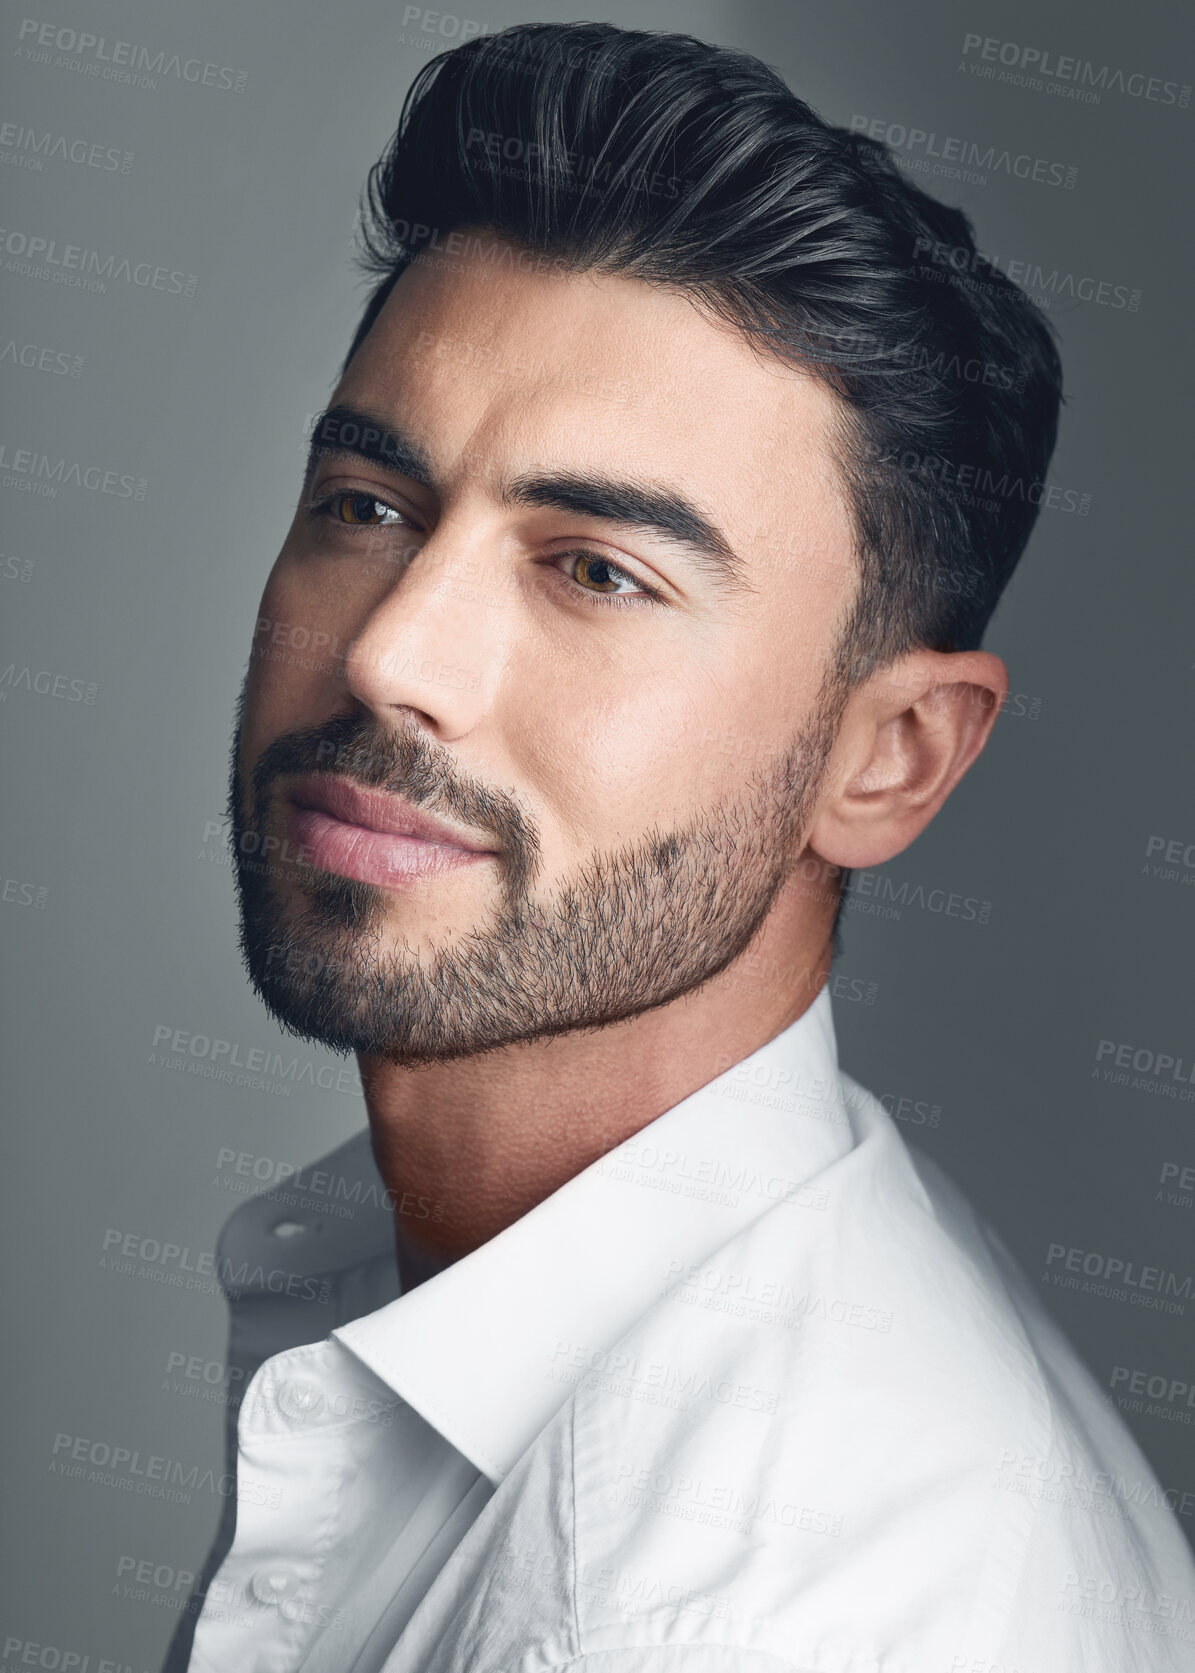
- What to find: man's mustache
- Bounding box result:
[247,711,541,889]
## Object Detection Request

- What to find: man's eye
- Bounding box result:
[560,552,649,597]
[321,491,405,528]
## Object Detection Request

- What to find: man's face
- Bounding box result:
[230,234,858,1063]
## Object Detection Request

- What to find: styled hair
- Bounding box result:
[341,21,1063,678]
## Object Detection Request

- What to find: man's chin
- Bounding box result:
[244,959,436,1064]
[237,901,508,1065]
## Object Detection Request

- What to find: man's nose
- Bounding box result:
[340,534,504,740]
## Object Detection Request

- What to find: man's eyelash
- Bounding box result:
[553,552,661,609]
[303,488,413,530]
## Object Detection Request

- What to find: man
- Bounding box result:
[168,20,1194,1673]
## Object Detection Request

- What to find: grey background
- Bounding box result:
[1,0,1191,1662]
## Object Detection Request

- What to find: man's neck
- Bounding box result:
[362,878,837,1271]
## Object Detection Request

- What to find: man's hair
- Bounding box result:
[340,21,1062,681]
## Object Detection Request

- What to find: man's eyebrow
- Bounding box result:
[304,405,435,490]
[504,471,749,592]
[306,410,747,591]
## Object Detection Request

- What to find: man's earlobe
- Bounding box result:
[807,649,1008,869]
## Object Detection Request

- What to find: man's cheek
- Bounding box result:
[528,692,733,852]
[251,566,346,686]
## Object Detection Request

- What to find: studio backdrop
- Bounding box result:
[1,0,1191,1666]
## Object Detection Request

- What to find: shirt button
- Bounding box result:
[270,1218,312,1239]
[276,1378,325,1422]
[250,1567,301,1607]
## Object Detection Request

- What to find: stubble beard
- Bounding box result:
[229,700,839,1067]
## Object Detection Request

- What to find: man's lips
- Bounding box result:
[283,773,498,890]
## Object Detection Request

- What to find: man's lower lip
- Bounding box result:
[286,805,492,889]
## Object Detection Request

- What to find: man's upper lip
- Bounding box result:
[287,774,496,852]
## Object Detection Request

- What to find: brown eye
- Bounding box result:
[570,553,642,594]
[334,492,399,526]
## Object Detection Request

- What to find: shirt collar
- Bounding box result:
[335,988,855,1483]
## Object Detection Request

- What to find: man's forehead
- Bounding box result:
[358,241,840,426]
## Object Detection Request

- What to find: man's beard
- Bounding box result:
[228,694,840,1067]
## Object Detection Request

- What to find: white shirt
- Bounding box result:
[172,990,1195,1671]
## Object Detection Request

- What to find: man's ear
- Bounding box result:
[808,649,1008,869]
